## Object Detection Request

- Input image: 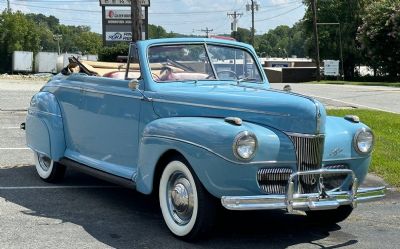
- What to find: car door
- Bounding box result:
[75,77,142,179]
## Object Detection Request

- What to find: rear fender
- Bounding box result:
[26,92,65,161]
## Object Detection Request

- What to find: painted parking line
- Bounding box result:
[0,185,120,190]
[0,127,21,129]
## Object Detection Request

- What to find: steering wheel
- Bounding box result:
[216,70,239,80]
[151,72,160,81]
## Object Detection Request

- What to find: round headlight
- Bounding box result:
[233,131,258,160]
[353,128,374,154]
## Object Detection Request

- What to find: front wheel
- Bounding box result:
[306,205,353,225]
[34,151,66,183]
[159,158,216,241]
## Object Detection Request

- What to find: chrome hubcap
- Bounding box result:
[37,154,51,172]
[167,172,194,225]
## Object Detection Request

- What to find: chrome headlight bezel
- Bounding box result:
[233,131,258,161]
[353,127,374,154]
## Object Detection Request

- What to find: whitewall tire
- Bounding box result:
[33,151,66,183]
[159,158,216,241]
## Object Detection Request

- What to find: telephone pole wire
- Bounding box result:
[227,11,243,40]
[246,0,259,47]
[200,27,214,38]
[311,0,321,81]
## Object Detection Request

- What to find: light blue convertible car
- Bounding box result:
[24,38,385,240]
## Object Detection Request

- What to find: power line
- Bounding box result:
[255,4,303,22]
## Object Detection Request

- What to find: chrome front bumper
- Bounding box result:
[221,169,386,212]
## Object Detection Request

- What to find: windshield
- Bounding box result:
[148,43,263,83]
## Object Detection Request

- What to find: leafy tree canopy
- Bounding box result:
[357,0,400,80]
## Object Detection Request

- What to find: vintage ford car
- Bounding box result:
[24,38,385,240]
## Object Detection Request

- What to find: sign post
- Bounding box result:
[99,0,150,45]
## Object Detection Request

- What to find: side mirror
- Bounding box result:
[128,79,139,90]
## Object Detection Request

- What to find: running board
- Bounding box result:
[60,158,136,190]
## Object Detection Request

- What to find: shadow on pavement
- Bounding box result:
[0,166,359,249]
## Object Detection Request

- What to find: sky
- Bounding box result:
[0,0,306,36]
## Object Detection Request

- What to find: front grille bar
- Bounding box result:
[288,134,325,193]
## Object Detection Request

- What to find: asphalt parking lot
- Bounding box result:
[0,79,399,248]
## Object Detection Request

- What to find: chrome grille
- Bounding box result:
[288,134,325,193]
[257,168,293,194]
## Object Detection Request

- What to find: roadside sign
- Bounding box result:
[99,0,150,7]
[100,0,150,44]
[106,32,132,41]
[105,9,145,24]
[106,10,131,19]
[323,60,340,76]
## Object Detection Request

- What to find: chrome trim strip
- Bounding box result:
[323,157,367,162]
[28,109,62,118]
[152,98,289,116]
[285,132,325,138]
[84,87,143,100]
[143,135,296,165]
[49,83,143,100]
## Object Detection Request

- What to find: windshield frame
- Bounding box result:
[145,41,265,84]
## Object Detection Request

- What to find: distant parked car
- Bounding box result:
[24,38,385,241]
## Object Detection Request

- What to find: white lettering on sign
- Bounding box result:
[106,32,132,41]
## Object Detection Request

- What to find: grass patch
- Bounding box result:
[327,109,400,187]
[307,80,400,88]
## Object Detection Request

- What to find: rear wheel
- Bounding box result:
[159,158,216,241]
[34,151,66,183]
[306,205,353,224]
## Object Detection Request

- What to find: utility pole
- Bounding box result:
[246,0,259,46]
[7,0,10,12]
[311,0,321,81]
[53,34,62,55]
[317,22,344,80]
[227,11,243,40]
[131,0,142,42]
[200,27,213,38]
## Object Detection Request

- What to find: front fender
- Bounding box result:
[135,117,296,196]
[323,116,373,183]
[26,92,66,161]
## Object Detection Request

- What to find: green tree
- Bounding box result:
[357,0,400,80]
[98,43,129,62]
[302,0,369,79]
[74,31,102,54]
[232,27,252,44]
[256,23,306,58]
[148,24,169,38]
[0,11,40,72]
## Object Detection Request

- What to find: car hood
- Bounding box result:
[150,83,326,134]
